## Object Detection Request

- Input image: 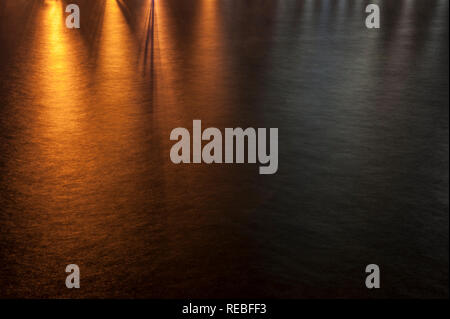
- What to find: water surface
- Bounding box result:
[0,0,448,298]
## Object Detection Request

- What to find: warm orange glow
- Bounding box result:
[38,0,83,134]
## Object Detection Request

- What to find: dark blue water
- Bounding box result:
[0,0,448,298]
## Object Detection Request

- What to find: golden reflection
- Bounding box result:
[154,0,230,121]
[37,0,85,134]
[190,0,231,121]
[46,1,65,66]
[98,0,137,78]
[94,0,145,134]
[2,0,91,291]
[15,0,150,286]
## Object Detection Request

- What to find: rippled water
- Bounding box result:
[0,0,448,298]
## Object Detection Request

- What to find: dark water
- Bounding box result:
[0,0,448,298]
